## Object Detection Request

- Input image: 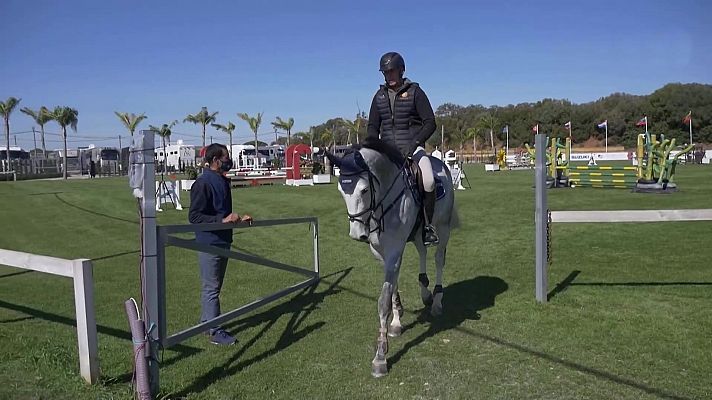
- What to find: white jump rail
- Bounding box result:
[533,133,712,304]
[0,249,99,384]
[552,209,712,223]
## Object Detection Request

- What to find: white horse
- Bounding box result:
[326,138,458,377]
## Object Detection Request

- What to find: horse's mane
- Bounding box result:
[350,137,405,166]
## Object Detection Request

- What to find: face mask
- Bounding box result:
[220,158,233,172]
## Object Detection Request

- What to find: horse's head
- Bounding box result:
[326,148,377,242]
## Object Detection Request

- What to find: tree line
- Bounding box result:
[297,83,712,151]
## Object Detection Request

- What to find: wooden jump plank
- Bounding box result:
[551,209,712,223]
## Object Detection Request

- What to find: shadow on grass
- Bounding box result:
[387,275,509,370]
[0,299,202,384]
[323,273,691,400]
[549,270,712,301]
[0,270,34,279]
[171,267,352,398]
[548,270,581,301]
[91,249,141,262]
[54,193,138,225]
[453,325,692,400]
[28,191,65,196]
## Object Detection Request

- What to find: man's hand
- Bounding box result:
[240,214,253,226]
[222,213,240,223]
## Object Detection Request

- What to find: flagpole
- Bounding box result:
[645,117,648,136]
[505,125,509,160]
[689,115,693,145]
[568,123,572,158]
[605,123,608,153]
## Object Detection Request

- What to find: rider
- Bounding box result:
[367,51,439,246]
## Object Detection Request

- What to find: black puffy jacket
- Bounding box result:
[367,80,436,157]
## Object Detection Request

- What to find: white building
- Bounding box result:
[156,140,196,169]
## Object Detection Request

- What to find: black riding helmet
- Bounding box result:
[379,52,405,73]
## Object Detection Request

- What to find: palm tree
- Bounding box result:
[114,112,148,136]
[465,127,480,162]
[271,116,294,146]
[476,113,499,161]
[20,106,52,158]
[341,116,364,145]
[211,121,236,152]
[184,107,219,148]
[149,121,178,173]
[50,106,79,179]
[237,112,263,166]
[320,127,334,150]
[1,97,21,170]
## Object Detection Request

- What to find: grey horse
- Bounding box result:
[326,137,458,377]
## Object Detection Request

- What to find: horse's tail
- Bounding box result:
[449,202,461,229]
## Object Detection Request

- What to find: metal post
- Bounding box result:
[534,133,548,303]
[137,130,160,395]
[605,124,608,153]
[312,220,320,276]
[440,125,444,161]
[32,127,38,172]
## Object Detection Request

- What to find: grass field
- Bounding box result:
[1,163,711,400]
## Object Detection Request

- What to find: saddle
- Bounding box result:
[404,156,446,206]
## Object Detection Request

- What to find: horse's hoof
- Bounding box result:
[420,287,433,306]
[431,291,443,316]
[422,294,433,307]
[388,324,402,337]
[430,304,443,317]
[371,360,388,378]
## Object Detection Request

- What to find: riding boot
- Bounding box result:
[422,190,439,246]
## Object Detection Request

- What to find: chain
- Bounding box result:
[546,208,552,265]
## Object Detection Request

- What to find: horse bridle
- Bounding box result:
[342,161,408,234]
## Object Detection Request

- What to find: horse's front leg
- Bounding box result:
[372,250,403,377]
[431,231,450,317]
[414,237,432,307]
[389,266,403,337]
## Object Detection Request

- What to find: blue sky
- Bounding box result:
[2,0,710,149]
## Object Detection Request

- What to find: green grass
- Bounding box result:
[0,164,711,400]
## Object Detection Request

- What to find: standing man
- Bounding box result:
[367,51,439,246]
[189,143,252,345]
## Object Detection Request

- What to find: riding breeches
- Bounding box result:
[413,147,435,192]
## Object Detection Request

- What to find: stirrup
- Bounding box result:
[423,224,439,246]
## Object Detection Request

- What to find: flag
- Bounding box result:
[502,125,509,134]
[564,121,571,129]
[597,120,607,129]
[635,116,647,127]
[683,111,692,125]
[532,124,539,134]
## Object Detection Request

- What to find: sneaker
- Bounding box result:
[423,224,440,247]
[209,329,236,346]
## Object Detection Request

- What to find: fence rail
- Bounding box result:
[0,249,99,384]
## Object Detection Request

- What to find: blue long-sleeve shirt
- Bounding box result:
[189,169,233,245]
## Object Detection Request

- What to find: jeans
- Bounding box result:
[198,243,231,332]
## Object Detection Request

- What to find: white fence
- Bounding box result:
[0,249,99,384]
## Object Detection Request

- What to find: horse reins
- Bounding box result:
[344,162,408,234]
